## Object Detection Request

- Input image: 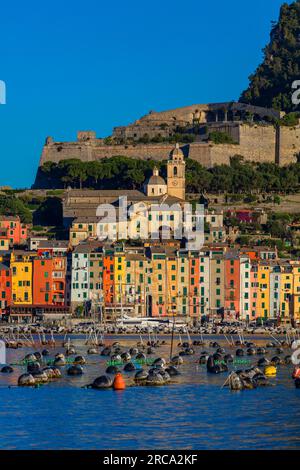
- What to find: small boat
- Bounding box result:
[116,315,161,328]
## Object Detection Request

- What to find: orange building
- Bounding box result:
[33,257,67,306]
[0,216,28,246]
[0,262,11,315]
[103,252,114,304]
[224,252,240,318]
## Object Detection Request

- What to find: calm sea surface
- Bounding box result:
[0,335,299,450]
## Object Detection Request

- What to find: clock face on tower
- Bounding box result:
[172,180,178,186]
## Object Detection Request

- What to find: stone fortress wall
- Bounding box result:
[37,102,300,178]
[39,123,299,169]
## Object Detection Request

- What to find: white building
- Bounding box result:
[240,255,251,320]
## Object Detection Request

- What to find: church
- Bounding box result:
[144,143,186,201]
[65,144,187,246]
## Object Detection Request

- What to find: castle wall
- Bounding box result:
[40,142,94,164]
[38,124,300,175]
[188,144,212,166]
[279,126,300,165]
[40,142,189,165]
[238,124,276,162]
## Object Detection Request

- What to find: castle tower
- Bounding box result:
[167,144,186,200]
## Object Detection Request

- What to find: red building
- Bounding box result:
[0,263,11,315]
[224,252,240,318]
[0,216,28,246]
[33,256,67,306]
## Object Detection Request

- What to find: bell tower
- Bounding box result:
[167,143,186,200]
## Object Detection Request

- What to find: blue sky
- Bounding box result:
[0,0,292,187]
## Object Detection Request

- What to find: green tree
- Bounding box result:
[240,1,300,112]
[0,195,32,223]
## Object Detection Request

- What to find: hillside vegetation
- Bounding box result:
[240,1,300,112]
[37,155,300,194]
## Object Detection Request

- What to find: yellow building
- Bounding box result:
[280,268,293,321]
[257,263,271,319]
[150,247,167,317]
[114,248,126,304]
[291,264,300,321]
[125,251,149,316]
[70,218,98,246]
[11,253,34,305]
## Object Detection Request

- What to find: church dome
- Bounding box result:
[147,167,166,186]
[144,167,167,196]
[148,175,166,186]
